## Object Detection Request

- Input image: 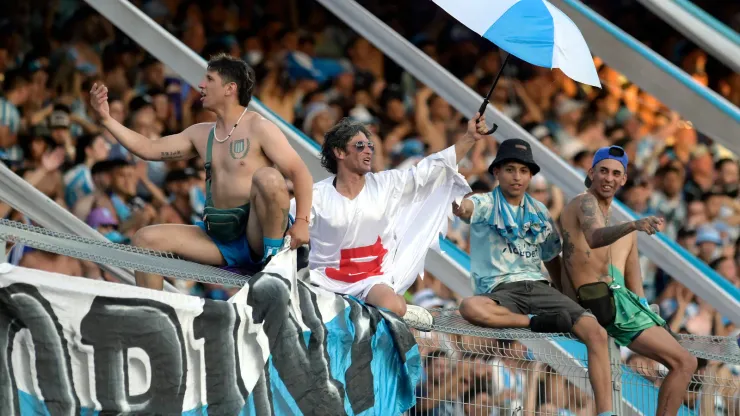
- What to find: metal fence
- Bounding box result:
[409,311,740,416]
[1,219,739,416]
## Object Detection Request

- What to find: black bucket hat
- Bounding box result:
[488,138,541,176]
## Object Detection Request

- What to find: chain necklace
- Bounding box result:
[212,107,249,143]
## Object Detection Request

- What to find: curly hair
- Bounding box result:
[206,53,256,107]
[320,117,371,174]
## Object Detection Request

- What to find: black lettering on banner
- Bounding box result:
[192,299,247,415]
[250,362,274,415]
[344,301,377,413]
[0,283,80,416]
[79,297,187,414]
[247,272,345,416]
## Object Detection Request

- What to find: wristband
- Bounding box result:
[638,297,650,309]
[295,216,309,224]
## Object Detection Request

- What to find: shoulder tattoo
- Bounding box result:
[578,194,599,231]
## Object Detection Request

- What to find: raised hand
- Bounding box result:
[466,112,488,141]
[89,83,110,120]
[633,216,664,235]
[452,200,467,217]
[41,147,66,172]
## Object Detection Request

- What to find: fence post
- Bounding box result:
[608,336,623,416]
[0,236,7,264]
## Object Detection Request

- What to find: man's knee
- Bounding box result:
[667,348,697,375]
[577,317,608,347]
[252,167,287,199]
[392,297,407,317]
[131,226,166,250]
[459,297,487,322]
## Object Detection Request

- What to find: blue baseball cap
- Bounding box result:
[586,146,628,187]
[592,146,629,170]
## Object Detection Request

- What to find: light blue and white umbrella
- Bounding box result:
[432,0,600,133]
[433,0,600,86]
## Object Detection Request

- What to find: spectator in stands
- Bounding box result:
[452,139,614,416]
[696,225,723,263]
[90,53,313,290]
[297,114,485,325]
[649,162,687,239]
[559,146,697,416]
[87,206,127,244]
[0,69,30,164]
[159,168,200,225]
[302,102,334,144]
[64,132,111,209]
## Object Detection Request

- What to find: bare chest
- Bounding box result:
[195,131,270,179]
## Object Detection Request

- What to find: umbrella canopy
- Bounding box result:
[432,0,601,87]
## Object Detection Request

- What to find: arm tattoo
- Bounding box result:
[578,195,599,233]
[590,222,635,249]
[579,194,634,248]
[161,150,182,160]
[561,229,575,265]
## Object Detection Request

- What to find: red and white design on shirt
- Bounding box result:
[325,236,388,283]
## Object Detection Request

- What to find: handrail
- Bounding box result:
[550,0,740,155]
[672,0,740,47]
[635,0,740,73]
[0,163,180,293]
[313,0,740,324]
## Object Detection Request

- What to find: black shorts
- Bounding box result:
[482,280,592,331]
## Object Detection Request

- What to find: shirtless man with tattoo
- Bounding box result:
[560,145,697,416]
[90,54,313,290]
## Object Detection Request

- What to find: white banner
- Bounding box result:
[0,251,421,415]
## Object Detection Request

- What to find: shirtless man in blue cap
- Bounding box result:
[560,145,697,416]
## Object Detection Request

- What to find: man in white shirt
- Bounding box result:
[292,114,487,324]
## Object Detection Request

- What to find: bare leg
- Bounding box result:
[247,167,291,258]
[131,224,226,290]
[571,315,613,414]
[458,296,530,328]
[365,283,407,317]
[628,326,697,416]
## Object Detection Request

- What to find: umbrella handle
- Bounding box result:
[476,100,499,135]
[475,52,510,136]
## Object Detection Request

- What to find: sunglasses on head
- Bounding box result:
[352,141,375,152]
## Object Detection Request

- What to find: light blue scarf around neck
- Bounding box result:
[488,186,552,245]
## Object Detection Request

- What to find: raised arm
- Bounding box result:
[577,193,663,249]
[91,83,196,161]
[255,118,313,247]
[452,198,475,222]
[454,113,487,164]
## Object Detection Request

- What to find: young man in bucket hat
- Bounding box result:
[560,145,696,416]
[452,138,615,416]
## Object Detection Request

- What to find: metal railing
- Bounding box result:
[411,324,740,416]
[1,220,739,415]
[635,0,740,74]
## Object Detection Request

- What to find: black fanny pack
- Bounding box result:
[576,282,616,327]
[203,205,248,242]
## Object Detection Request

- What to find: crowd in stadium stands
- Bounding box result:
[0,0,738,414]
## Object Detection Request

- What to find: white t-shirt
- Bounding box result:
[291,146,471,298]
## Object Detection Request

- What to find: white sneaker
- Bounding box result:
[404,305,434,332]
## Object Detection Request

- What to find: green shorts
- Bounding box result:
[604,267,665,347]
